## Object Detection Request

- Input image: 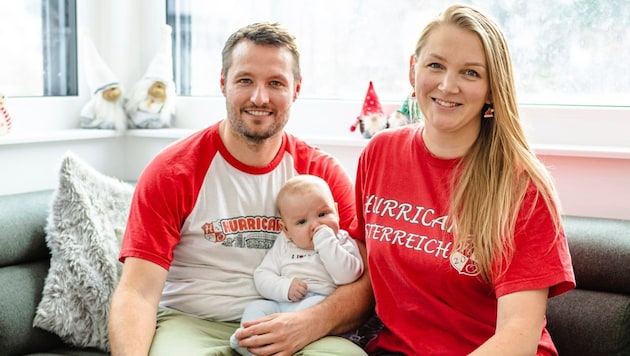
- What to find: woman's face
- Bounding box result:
[412,24,491,156]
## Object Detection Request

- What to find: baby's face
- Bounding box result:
[279,190,339,250]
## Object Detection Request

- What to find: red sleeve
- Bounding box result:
[119,125,219,270]
[493,186,576,298]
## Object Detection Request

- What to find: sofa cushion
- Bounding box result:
[563,216,630,294]
[0,190,68,355]
[32,152,134,352]
[26,347,108,356]
[0,261,65,355]
[0,190,52,267]
[547,288,630,356]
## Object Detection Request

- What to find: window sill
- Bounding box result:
[125,128,196,139]
[534,144,630,160]
[300,135,630,160]
[0,129,122,146]
[1,128,629,160]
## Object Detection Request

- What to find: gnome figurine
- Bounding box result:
[387,92,423,129]
[0,92,13,136]
[349,81,387,139]
[126,25,176,129]
[79,31,127,131]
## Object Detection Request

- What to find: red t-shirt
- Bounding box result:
[351,125,575,355]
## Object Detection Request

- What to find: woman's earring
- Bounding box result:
[483,104,494,119]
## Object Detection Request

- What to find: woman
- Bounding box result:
[351,4,575,355]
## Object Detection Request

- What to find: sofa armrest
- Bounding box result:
[547,289,630,356]
[563,216,630,294]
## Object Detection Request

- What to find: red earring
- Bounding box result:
[484,105,494,119]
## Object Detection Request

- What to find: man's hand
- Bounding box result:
[234,241,374,355]
[235,311,322,356]
[288,278,307,302]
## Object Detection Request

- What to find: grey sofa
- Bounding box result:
[546,216,630,355]
[0,190,107,356]
[1,189,629,355]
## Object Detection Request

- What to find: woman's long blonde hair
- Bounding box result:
[414,4,562,282]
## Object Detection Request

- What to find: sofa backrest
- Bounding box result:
[565,215,630,295]
[546,215,630,356]
[1,190,628,355]
[0,190,65,355]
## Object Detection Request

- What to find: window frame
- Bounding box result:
[166,0,192,95]
[41,0,79,96]
[164,0,629,157]
[5,0,628,159]
[42,0,78,96]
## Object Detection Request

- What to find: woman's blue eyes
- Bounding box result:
[427,63,480,78]
[464,70,479,77]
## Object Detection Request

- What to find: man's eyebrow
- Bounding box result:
[231,70,252,77]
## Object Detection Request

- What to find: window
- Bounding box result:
[0,0,77,97]
[167,0,629,107]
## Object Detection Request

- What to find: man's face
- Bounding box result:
[221,40,301,143]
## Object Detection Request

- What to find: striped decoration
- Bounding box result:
[0,98,12,135]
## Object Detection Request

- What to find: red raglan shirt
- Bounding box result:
[119,121,356,321]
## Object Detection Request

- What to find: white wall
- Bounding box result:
[0,0,628,221]
[0,132,124,193]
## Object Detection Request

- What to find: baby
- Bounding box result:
[230,174,364,355]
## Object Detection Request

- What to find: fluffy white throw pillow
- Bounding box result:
[33,152,133,351]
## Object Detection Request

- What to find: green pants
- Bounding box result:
[149,307,367,356]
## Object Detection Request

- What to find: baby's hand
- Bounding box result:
[313,224,337,238]
[288,278,307,302]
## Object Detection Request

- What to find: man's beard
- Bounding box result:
[227,106,288,144]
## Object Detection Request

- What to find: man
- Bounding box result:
[108,22,373,356]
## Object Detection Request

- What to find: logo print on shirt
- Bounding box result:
[450,247,480,276]
[291,252,318,259]
[201,215,282,249]
[201,222,225,243]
